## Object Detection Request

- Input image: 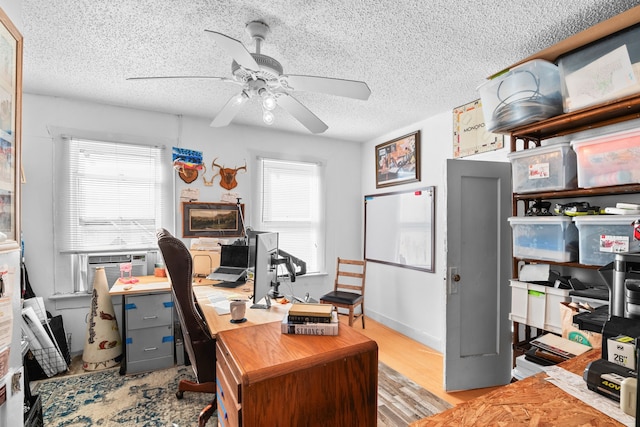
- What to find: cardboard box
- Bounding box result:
[190,250,221,277]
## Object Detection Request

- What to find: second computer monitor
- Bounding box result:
[251,231,278,309]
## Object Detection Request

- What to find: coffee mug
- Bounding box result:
[230,300,246,322]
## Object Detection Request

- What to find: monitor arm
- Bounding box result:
[268,249,307,299]
[275,249,306,282]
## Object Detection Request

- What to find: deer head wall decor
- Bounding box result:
[211,158,247,190]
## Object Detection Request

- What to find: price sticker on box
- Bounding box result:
[607,335,636,369]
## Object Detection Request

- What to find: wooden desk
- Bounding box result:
[216,321,379,427]
[111,276,289,335]
[109,274,171,295]
[411,349,625,426]
[191,280,290,337]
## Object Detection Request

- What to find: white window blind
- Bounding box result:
[257,158,324,274]
[55,137,164,252]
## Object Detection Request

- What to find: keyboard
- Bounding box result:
[215,266,246,274]
[214,280,245,288]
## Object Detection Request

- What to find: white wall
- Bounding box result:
[22,94,363,353]
[21,92,514,357]
[361,111,509,352]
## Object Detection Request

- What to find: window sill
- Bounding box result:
[49,292,121,310]
[49,292,91,300]
[297,271,328,278]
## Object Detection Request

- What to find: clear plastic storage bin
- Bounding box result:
[507,142,577,193]
[477,59,563,134]
[508,216,578,262]
[571,127,640,188]
[573,215,640,266]
[558,24,640,113]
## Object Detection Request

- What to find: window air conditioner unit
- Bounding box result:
[83,251,158,292]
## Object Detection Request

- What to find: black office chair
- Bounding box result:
[157,228,216,427]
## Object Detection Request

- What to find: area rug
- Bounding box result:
[32,365,214,426]
[377,363,452,426]
[33,362,451,427]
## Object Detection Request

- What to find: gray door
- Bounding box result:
[444,158,512,391]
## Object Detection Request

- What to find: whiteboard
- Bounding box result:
[364,187,435,272]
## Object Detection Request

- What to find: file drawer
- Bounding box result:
[126,325,174,363]
[216,343,241,402]
[216,344,241,427]
[125,292,173,330]
[217,362,241,427]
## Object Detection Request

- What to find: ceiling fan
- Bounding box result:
[128,21,371,134]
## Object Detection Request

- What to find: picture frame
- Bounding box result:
[0,9,21,247]
[375,131,420,188]
[452,99,503,158]
[182,202,245,238]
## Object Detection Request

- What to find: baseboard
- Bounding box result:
[366,309,443,353]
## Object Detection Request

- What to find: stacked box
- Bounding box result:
[477,59,563,133]
[507,141,577,193]
[558,24,640,113]
[508,216,578,262]
[571,127,640,188]
[573,216,640,266]
[509,280,572,333]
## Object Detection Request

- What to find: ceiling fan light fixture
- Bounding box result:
[261,91,277,111]
[234,91,249,105]
[262,109,275,125]
[131,20,369,134]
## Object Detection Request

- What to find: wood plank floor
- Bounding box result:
[64,315,500,408]
[346,316,503,406]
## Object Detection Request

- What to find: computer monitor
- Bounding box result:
[251,231,278,309]
[247,230,268,270]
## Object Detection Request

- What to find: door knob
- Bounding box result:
[452,273,461,282]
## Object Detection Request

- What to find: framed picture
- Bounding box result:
[182,202,245,238]
[453,99,503,158]
[375,131,420,188]
[0,9,21,247]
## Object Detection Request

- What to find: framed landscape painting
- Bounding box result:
[182,202,244,238]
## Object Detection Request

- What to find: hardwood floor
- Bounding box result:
[64,315,500,408]
[347,316,503,406]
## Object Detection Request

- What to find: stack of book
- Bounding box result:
[281,303,339,335]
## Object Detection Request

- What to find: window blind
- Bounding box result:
[55,137,164,252]
[257,158,324,273]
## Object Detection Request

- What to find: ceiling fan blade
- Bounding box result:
[277,94,328,134]
[210,92,248,127]
[127,76,240,84]
[282,75,371,100]
[205,30,259,71]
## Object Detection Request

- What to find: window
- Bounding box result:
[53,136,168,293]
[255,158,325,274]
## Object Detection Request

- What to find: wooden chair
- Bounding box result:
[156,229,216,427]
[320,257,367,328]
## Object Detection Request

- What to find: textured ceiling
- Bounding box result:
[21,0,640,142]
